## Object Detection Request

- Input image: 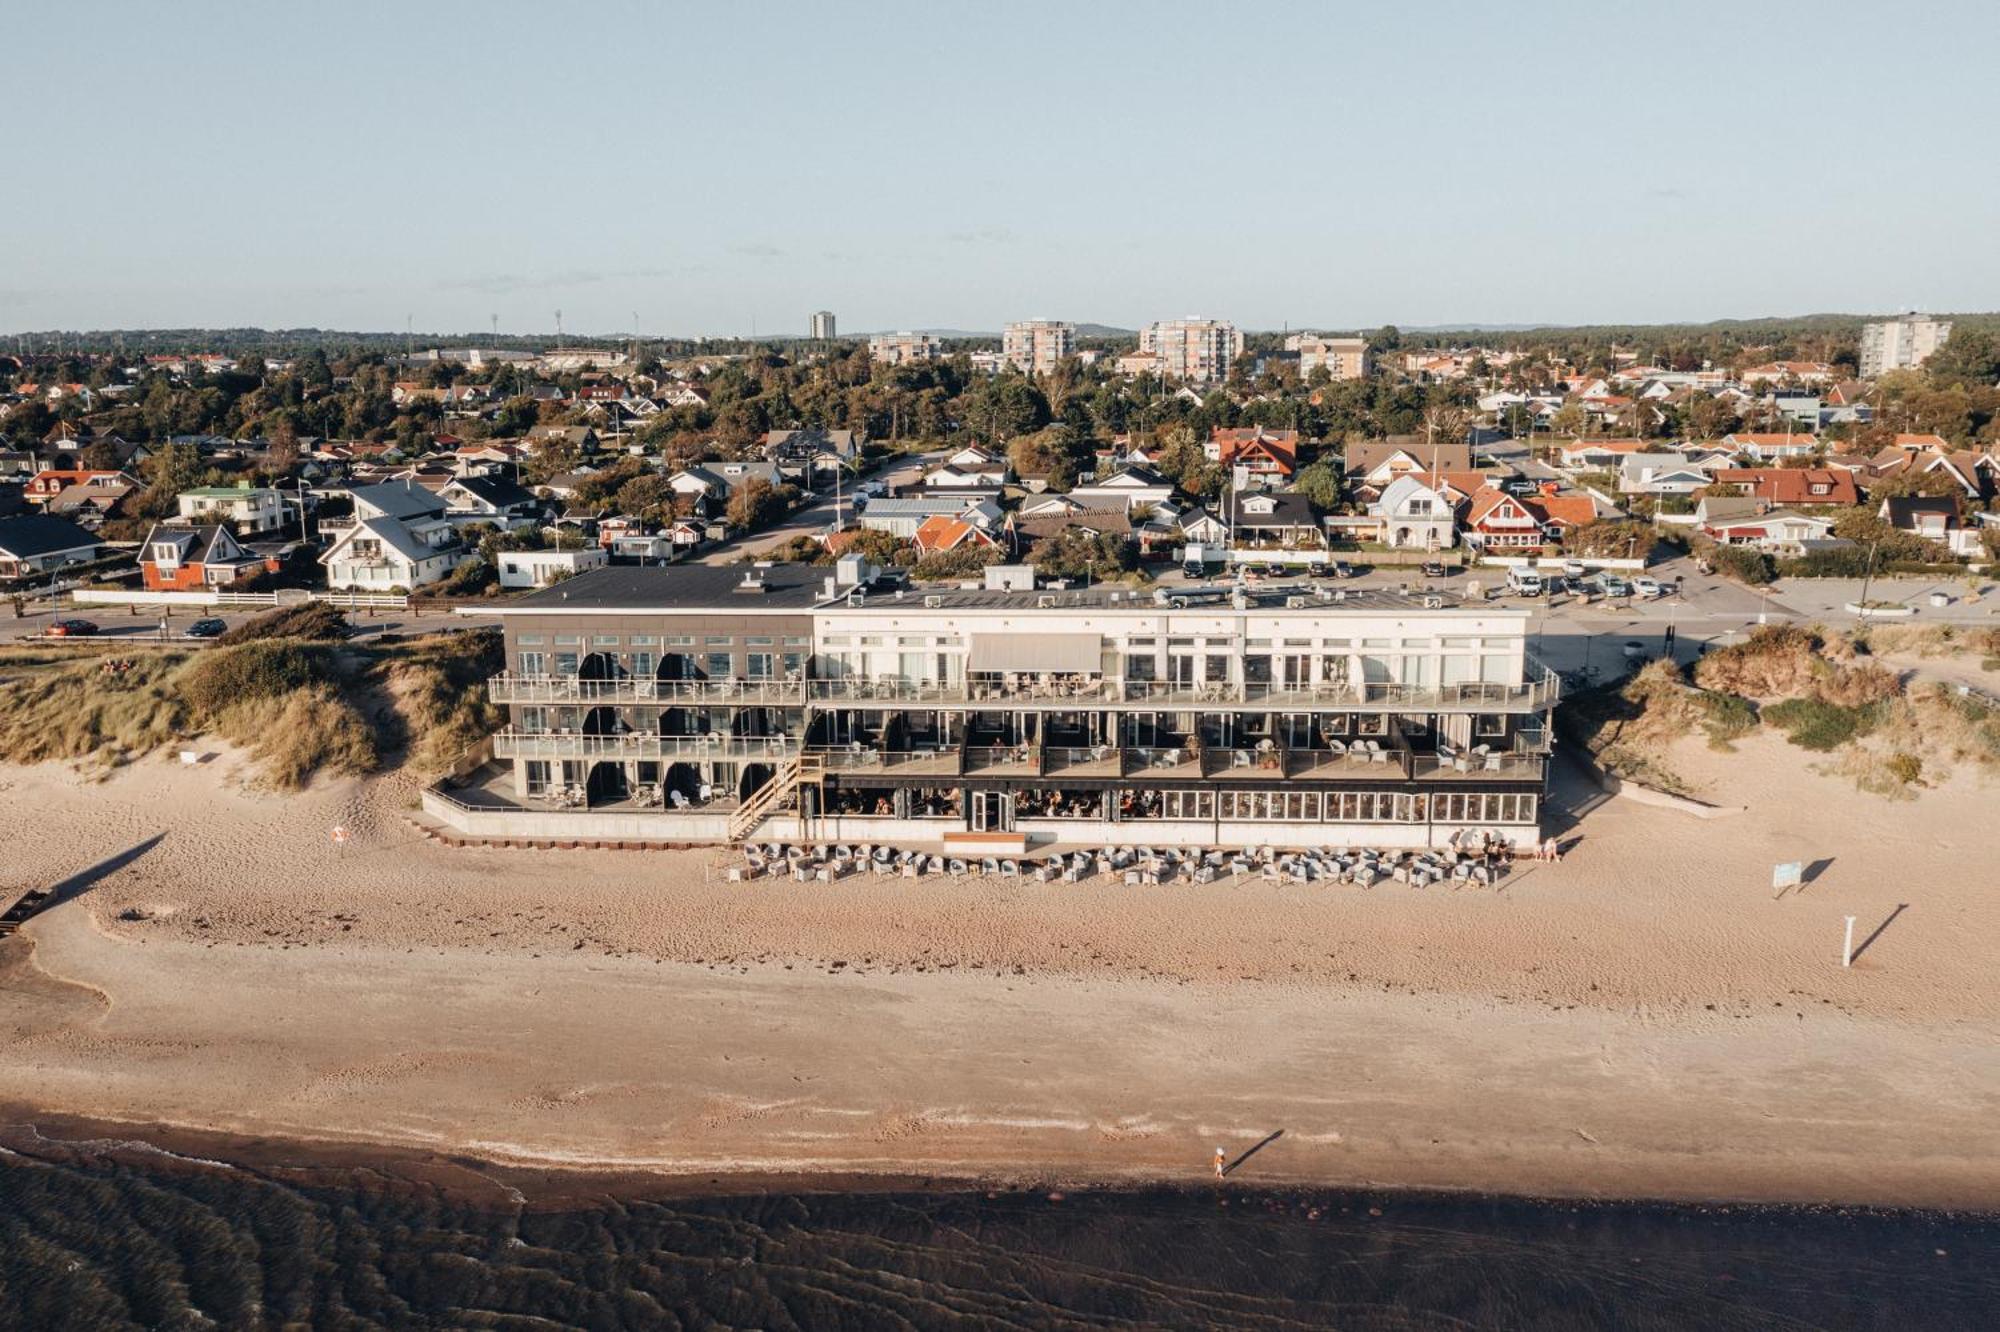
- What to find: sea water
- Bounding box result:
[2,1151,1994,1329]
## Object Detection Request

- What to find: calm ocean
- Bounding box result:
[2,1149,1994,1329]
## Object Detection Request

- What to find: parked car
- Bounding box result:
[46,618,98,637]
[1563,559,1586,577]
[1330,559,1355,579]
[1597,575,1632,598]
[1630,576,1663,599]
[182,617,228,639]
[1421,560,1447,578]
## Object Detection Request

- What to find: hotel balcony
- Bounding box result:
[794,739,1546,785]
[490,730,799,762]
[487,674,806,706]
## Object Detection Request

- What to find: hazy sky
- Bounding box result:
[7,1,1997,336]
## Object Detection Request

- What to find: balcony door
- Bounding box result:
[971,791,1014,832]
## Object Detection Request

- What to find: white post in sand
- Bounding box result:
[1842,915,1856,968]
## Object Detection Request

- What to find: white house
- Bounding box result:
[1617,453,1716,496]
[320,481,465,591]
[496,547,610,589]
[1069,465,1176,512]
[176,484,288,534]
[1371,475,1458,550]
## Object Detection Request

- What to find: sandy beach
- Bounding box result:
[3,735,1998,1209]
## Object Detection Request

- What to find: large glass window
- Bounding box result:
[705,652,733,678]
[519,651,545,675]
[745,653,775,679]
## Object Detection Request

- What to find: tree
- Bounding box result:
[1030,527,1137,581]
[1548,403,1589,438]
[965,374,1050,442]
[614,473,675,519]
[1006,424,1090,491]
[726,476,794,530]
[1291,458,1342,509]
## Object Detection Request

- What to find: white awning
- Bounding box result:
[969,633,1102,674]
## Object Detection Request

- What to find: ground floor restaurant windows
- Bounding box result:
[1121,788,1537,824]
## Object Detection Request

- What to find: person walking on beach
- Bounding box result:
[1213,1147,1227,1179]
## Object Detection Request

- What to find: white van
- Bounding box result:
[1505,567,1545,597]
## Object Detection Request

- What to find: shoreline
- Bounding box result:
[6,1104,1997,1224]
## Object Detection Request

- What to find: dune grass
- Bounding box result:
[0,625,500,788]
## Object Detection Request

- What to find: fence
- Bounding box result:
[70,589,409,610]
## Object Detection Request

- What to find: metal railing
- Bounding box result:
[494,658,1560,715]
[491,730,798,761]
[487,674,804,705]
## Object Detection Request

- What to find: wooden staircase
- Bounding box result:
[727,753,824,842]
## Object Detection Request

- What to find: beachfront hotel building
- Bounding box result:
[426,562,1558,852]
[1003,319,1076,376]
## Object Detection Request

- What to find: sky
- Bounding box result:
[6,0,1999,337]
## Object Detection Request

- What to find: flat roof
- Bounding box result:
[473,564,1522,619]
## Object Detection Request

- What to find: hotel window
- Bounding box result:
[518,635,545,645]
[519,708,546,733]
[554,652,578,676]
[705,652,733,678]
[519,651,545,676]
[1476,713,1506,738]
[629,635,658,647]
[744,653,775,679]
[666,635,695,647]
[705,636,732,647]
[1124,653,1157,681]
[631,652,655,678]
[746,636,774,647]
[524,761,551,795]
[593,635,619,647]
[1356,713,1388,736]
[555,635,580,646]
[784,636,810,647]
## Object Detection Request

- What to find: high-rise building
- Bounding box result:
[1139,317,1243,383]
[868,331,941,366]
[1860,313,1953,378]
[1002,319,1076,375]
[810,310,837,341]
[1285,333,1369,381]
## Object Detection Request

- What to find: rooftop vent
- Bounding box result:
[734,570,767,594]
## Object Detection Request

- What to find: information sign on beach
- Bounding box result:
[1771,861,1803,889]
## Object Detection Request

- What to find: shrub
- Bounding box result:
[1712,544,1775,585]
[1699,691,1758,748]
[1762,697,1884,751]
[1885,752,1924,786]
[176,641,345,721]
[216,602,351,645]
[910,545,1003,580]
[211,683,376,789]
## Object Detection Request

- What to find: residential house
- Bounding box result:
[1879,496,1980,557]
[764,428,862,485]
[1369,475,1457,550]
[25,469,137,506]
[912,515,1000,557]
[1206,427,1298,484]
[859,496,1003,539]
[496,547,610,589]
[1704,467,1859,507]
[1617,453,1715,497]
[1740,361,1834,386]
[1721,431,1818,461]
[1696,497,1842,555]
[137,523,279,590]
[1340,439,1473,494]
[1069,465,1176,512]
[527,424,598,453]
[1224,489,1325,551]
[1018,492,1086,518]
[1459,488,1548,551]
[320,481,465,591]
[1554,439,1651,472]
[440,474,543,529]
[176,484,288,534]
[922,457,1009,488]
[0,514,102,579]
